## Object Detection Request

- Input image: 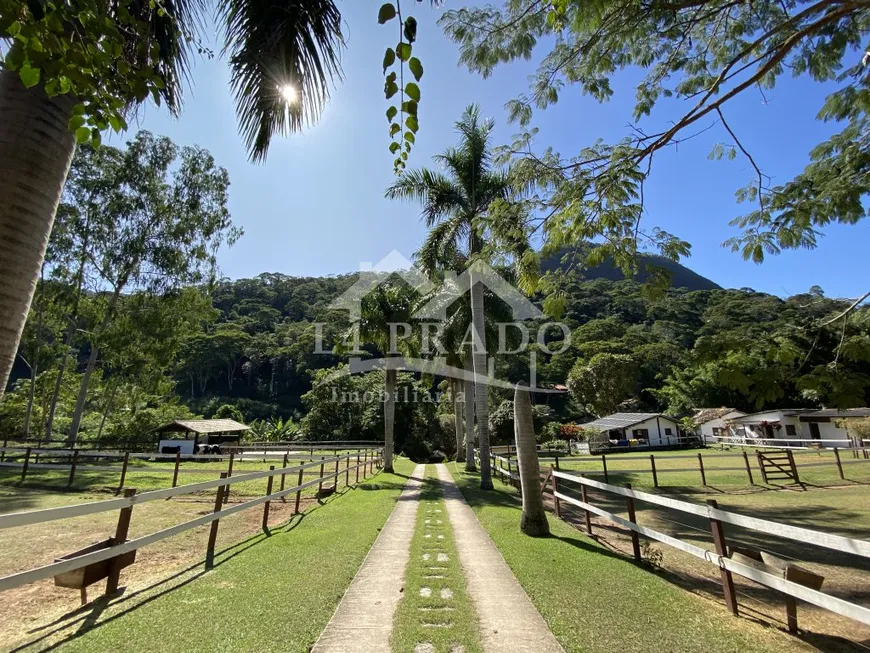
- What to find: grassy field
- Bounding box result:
[391,466,482,653]
[2,458,414,653]
[521,446,870,490]
[0,449,373,498]
[448,461,833,653]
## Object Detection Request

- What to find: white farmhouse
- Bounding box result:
[582,412,683,447]
[724,408,870,446]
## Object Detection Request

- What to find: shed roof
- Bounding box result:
[803,408,870,419]
[693,407,744,425]
[582,413,671,430]
[728,408,816,422]
[153,419,250,435]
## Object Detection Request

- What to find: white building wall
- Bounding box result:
[625,417,680,447]
[699,411,745,443]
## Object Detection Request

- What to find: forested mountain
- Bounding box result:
[540,245,721,291]
[4,265,869,454]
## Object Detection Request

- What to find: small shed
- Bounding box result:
[582,412,681,447]
[153,419,250,454]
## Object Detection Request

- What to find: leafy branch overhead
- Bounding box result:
[379,1,423,173]
[440,0,870,288]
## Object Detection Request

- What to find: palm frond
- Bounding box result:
[221,0,344,162]
[121,0,207,114]
[386,168,466,227]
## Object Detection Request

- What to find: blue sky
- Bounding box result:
[121,2,870,299]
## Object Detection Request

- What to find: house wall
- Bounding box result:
[729,411,806,441]
[626,417,681,447]
[798,419,852,443]
[699,411,745,443]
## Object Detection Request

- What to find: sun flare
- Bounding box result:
[278,84,298,104]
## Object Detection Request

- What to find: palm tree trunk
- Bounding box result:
[515,382,549,536]
[464,356,476,471]
[0,70,77,397]
[452,378,465,463]
[384,366,396,472]
[470,278,493,489]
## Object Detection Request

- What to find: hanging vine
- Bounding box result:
[379,1,423,173]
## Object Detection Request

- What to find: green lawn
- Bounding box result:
[17,458,415,653]
[523,447,870,490]
[447,462,814,653]
[391,466,482,653]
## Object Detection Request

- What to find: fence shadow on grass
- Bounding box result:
[8,477,371,652]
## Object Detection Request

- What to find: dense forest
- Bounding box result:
[3,265,868,456]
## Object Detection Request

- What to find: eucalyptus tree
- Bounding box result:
[63,131,239,444]
[0,0,344,397]
[387,105,522,489]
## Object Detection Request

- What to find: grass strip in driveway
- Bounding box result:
[391,466,482,653]
[447,462,814,653]
[23,458,416,653]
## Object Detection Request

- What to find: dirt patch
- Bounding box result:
[0,487,327,651]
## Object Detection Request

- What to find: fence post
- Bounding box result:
[206,473,228,569]
[834,447,845,480]
[105,488,137,595]
[787,450,801,485]
[318,457,325,494]
[355,453,361,484]
[279,453,288,501]
[625,483,641,563]
[171,450,182,488]
[551,464,561,518]
[555,456,560,471]
[295,466,305,514]
[579,474,593,536]
[0,438,6,463]
[698,453,707,486]
[742,451,754,485]
[225,452,235,501]
[118,452,130,493]
[707,499,738,616]
[68,448,79,487]
[756,451,769,484]
[650,455,658,488]
[19,447,31,483]
[345,455,350,487]
[333,457,340,491]
[263,466,275,532]
[601,454,608,483]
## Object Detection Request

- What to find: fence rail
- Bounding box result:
[486,446,870,489]
[546,469,870,628]
[0,449,384,595]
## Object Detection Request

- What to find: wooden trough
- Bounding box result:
[54,488,137,605]
[730,546,825,633]
[54,539,136,605]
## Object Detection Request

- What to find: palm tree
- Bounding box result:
[0,0,343,395]
[386,104,512,490]
[515,382,549,536]
[355,279,419,473]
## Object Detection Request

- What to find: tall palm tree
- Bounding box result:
[386,104,512,490]
[355,279,420,473]
[514,382,549,536]
[0,0,343,395]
